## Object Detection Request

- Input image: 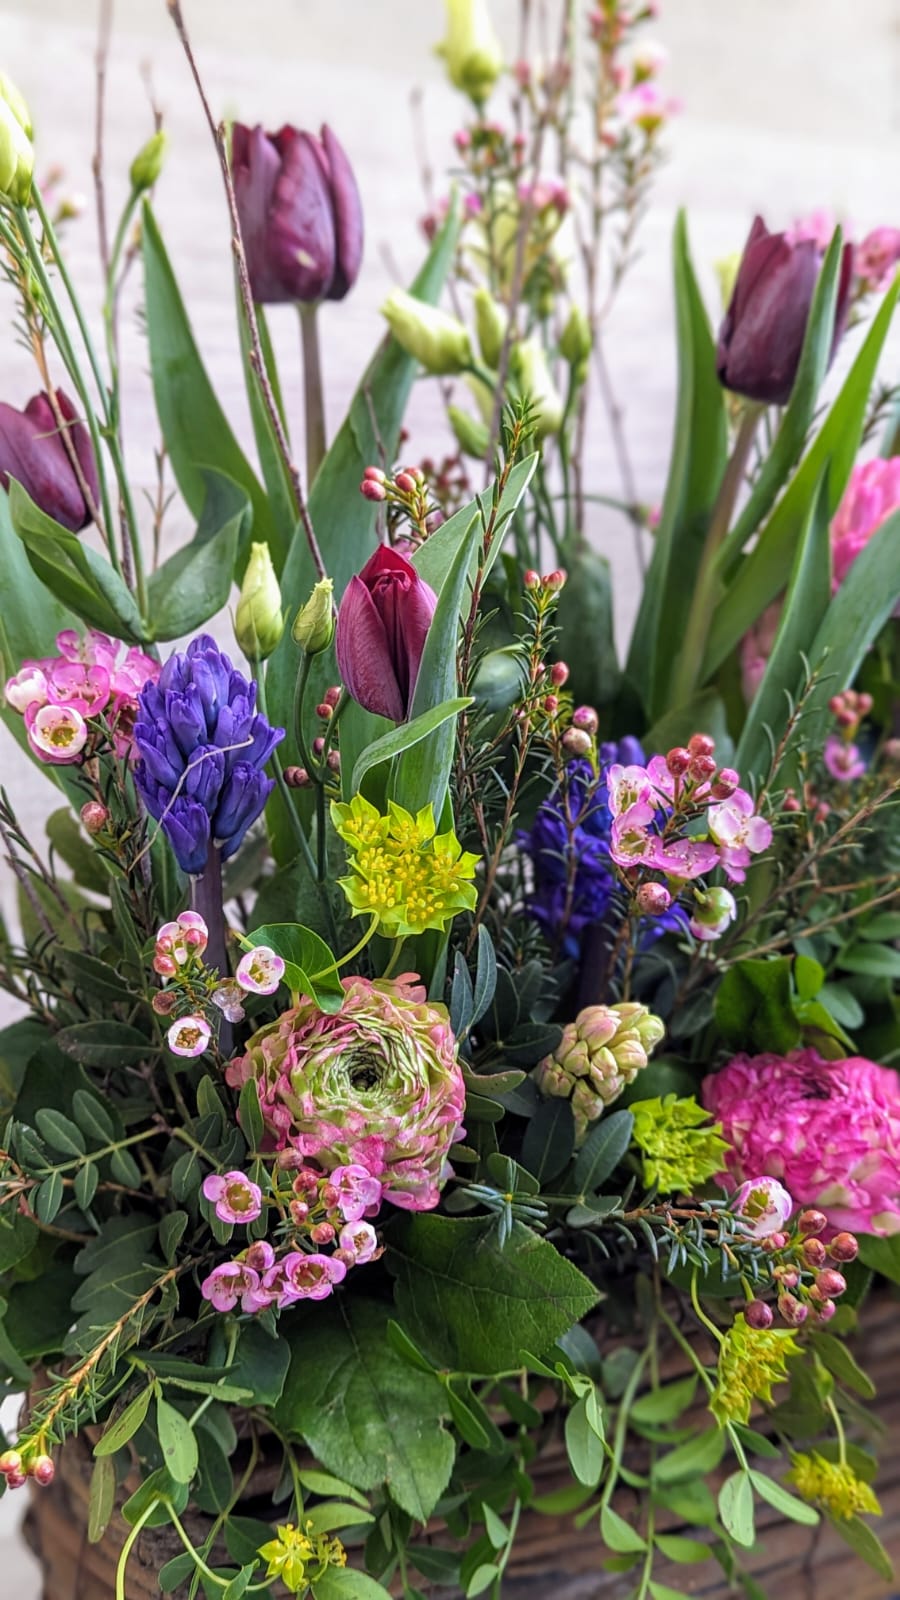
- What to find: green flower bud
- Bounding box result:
[535,1002,664,1145]
[235,541,284,661]
[447,404,489,459]
[438,0,504,104]
[0,72,33,204]
[473,286,507,368]
[130,129,167,194]
[292,576,335,656]
[559,305,592,375]
[382,289,473,376]
[510,336,565,439]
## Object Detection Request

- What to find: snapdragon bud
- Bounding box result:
[235,541,284,662]
[292,577,335,655]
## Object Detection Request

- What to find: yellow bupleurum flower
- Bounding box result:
[629,1094,730,1193]
[258,1522,347,1593]
[332,795,478,937]
[710,1314,801,1426]
[787,1452,882,1520]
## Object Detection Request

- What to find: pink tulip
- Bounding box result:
[335,545,437,721]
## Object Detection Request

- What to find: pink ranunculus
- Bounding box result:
[831,456,900,590]
[703,1048,900,1236]
[732,1176,794,1239]
[855,226,900,293]
[824,734,866,782]
[707,788,772,883]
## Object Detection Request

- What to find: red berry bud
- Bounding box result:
[828,1231,859,1263]
[801,1237,827,1268]
[80,800,110,835]
[815,1269,846,1298]
[31,1455,55,1487]
[744,1298,774,1330]
[394,471,418,494]
[689,753,717,781]
[543,694,559,715]
[636,882,671,916]
[828,694,844,715]
[550,661,570,687]
[665,746,691,776]
[688,732,715,758]
[289,1200,310,1225]
[798,1208,827,1236]
[858,692,873,715]
[572,705,599,734]
[324,686,342,707]
[360,478,387,501]
[543,569,567,591]
[316,702,333,720]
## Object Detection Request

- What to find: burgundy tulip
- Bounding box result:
[0,389,99,532]
[716,215,854,406]
[335,545,437,722]
[232,122,363,305]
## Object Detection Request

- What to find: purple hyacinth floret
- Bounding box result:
[520,738,683,957]
[134,634,284,875]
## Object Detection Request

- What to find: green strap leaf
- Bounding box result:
[351,697,472,796]
[9,479,146,643]
[146,469,250,640]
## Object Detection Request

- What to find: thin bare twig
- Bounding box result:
[166,0,326,580]
[92,0,113,282]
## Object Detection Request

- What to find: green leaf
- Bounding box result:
[387,1215,599,1371]
[350,697,472,796]
[655,1427,725,1485]
[555,547,621,710]
[313,1572,395,1600]
[703,276,900,680]
[229,1321,291,1408]
[735,468,832,782]
[35,1107,86,1157]
[94,1385,154,1456]
[237,301,298,563]
[35,1170,64,1223]
[812,1331,875,1398]
[625,210,728,719]
[649,1584,695,1600]
[241,923,343,1010]
[714,958,800,1055]
[146,470,249,639]
[600,1504,646,1554]
[141,203,282,564]
[9,480,146,643]
[654,1535,711,1563]
[831,1513,894,1582]
[565,1393,605,1487]
[748,1469,819,1525]
[836,942,900,978]
[276,1297,454,1522]
[630,1376,697,1426]
[717,1469,755,1546]
[156,1396,199,1484]
[74,1162,99,1211]
[87,1455,116,1544]
[464,1565,501,1599]
[857,1232,900,1284]
[296,1470,370,1508]
[572,1110,634,1196]
[520,1097,576,1186]
[264,201,462,862]
[55,1021,154,1068]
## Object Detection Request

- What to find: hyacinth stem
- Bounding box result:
[299,303,327,486]
[191,848,229,979]
[668,403,762,711]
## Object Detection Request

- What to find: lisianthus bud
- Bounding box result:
[0,73,33,203]
[448,404,489,458]
[510,337,564,438]
[381,289,473,375]
[559,305,592,375]
[292,577,335,656]
[438,0,504,103]
[536,1001,665,1144]
[235,542,284,662]
[129,130,167,193]
[473,286,508,367]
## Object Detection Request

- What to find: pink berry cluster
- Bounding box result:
[823,690,872,784]
[605,732,771,938]
[358,463,444,544]
[200,1160,383,1315]
[151,912,285,1058]
[0,1445,54,1493]
[4,628,158,766]
[284,684,342,790]
[746,1210,859,1332]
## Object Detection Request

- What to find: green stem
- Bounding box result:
[102,189,139,378]
[258,663,339,946]
[668,403,762,709]
[826,1393,848,1466]
[298,302,327,486]
[116,1498,160,1600]
[308,914,378,980]
[690,1267,725,1347]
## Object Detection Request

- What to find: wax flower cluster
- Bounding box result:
[729,1175,861,1330]
[152,912,286,1056]
[4,627,158,764]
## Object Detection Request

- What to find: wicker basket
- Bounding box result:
[23,1294,900,1600]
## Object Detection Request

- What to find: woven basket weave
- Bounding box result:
[23,1293,900,1600]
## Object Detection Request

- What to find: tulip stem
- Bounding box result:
[299,304,327,487]
[667,403,762,711]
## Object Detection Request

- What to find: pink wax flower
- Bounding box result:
[703,1048,900,1236]
[739,599,782,704]
[24,702,88,764]
[328,1163,383,1222]
[211,981,246,1025]
[689,885,737,941]
[732,1176,794,1239]
[785,208,841,252]
[609,802,657,866]
[707,788,772,883]
[4,663,48,713]
[235,946,286,995]
[201,1261,266,1314]
[338,1220,380,1264]
[202,1170,263,1225]
[166,1015,212,1058]
[606,763,655,816]
[275,1251,347,1305]
[824,735,866,782]
[5,628,159,762]
[155,910,209,973]
[226,974,465,1212]
[648,836,720,880]
[615,82,682,134]
[855,226,900,293]
[831,456,900,590]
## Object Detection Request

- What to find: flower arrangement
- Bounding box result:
[0,4,900,1599]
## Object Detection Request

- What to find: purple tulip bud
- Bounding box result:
[716,215,853,406]
[0,389,99,531]
[335,545,437,722]
[232,122,363,305]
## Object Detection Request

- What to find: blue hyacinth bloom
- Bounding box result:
[134,634,283,875]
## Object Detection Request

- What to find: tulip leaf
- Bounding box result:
[8,480,147,643]
[351,698,472,795]
[719,230,845,566]
[264,197,462,865]
[625,211,728,720]
[236,302,299,568]
[141,202,282,566]
[242,922,344,1010]
[702,274,899,681]
[146,470,250,640]
[734,467,832,781]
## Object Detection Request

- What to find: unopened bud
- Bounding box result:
[562,727,592,757]
[666,746,691,776]
[31,1455,55,1487]
[153,954,178,978]
[316,702,333,720]
[289,1199,310,1226]
[394,470,417,494]
[473,286,508,368]
[543,694,559,714]
[542,568,567,592]
[550,661,569,687]
[310,1221,335,1245]
[80,800,110,835]
[801,1237,827,1268]
[5,1469,27,1490]
[312,736,325,757]
[292,577,335,656]
[0,1450,22,1476]
[798,1208,827,1236]
[689,753,717,782]
[777,1292,808,1326]
[814,1269,846,1299]
[572,705,599,734]
[235,542,284,662]
[688,732,715,757]
[363,466,386,483]
[360,477,387,501]
[523,569,540,590]
[283,766,311,789]
[744,1298,774,1330]
[326,749,341,771]
[811,1298,837,1323]
[828,1231,859,1262]
[559,304,592,372]
[711,768,739,799]
[151,989,179,1015]
[381,289,473,374]
[448,405,490,459]
[130,129,167,193]
[636,882,671,916]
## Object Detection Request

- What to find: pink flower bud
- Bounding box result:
[153,954,178,978]
[313,736,325,756]
[572,705,599,733]
[828,1231,859,1262]
[711,768,739,799]
[543,568,567,591]
[5,1470,27,1490]
[783,791,801,812]
[289,1199,310,1225]
[0,1450,22,1477]
[523,570,541,590]
[828,694,844,715]
[310,1221,335,1244]
[562,728,592,757]
[393,471,416,494]
[775,1267,800,1289]
[284,766,311,788]
[778,1292,808,1326]
[360,476,387,501]
[276,1148,303,1170]
[798,1208,828,1236]
[688,733,715,758]
[326,750,341,771]
[815,1269,847,1299]
[316,701,334,720]
[363,466,386,483]
[324,685,342,707]
[666,746,691,776]
[31,1455,55,1487]
[550,662,569,686]
[636,882,671,916]
[858,692,873,715]
[80,800,110,835]
[151,989,179,1016]
[762,1231,788,1251]
[320,1183,340,1209]
[689,753,717,781]
[292,1169,320,1194]
[811,1297,837,1323]
[801,1237,827,1268]
[744,1298,774,1330]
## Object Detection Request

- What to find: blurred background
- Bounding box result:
[0,0,898,1587]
